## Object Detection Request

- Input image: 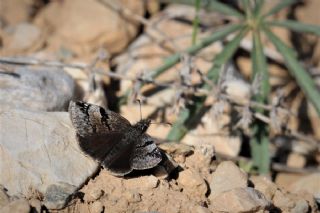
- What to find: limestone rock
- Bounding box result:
[34,0,144,55]
[124,175,159,191]
[250,176,278,200]
[0,110,99,209]
[0,186,10,208]
[0,66,74,111]
[89,201,104,213]
[2,23,44,54]
[0,198,30,213]
[177,169,207,198]
[209,161,248,199]
[210,187,271,213]
[290,173,320,203]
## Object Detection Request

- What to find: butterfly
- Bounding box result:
[68,101,162,176]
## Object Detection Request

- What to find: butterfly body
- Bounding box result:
[69,101,162,176]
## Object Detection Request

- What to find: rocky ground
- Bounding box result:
[0,0,320,212]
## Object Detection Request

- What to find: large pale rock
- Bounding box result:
[34,0,143,55]
[0,110,99,209]
[0,66,74,111]
[2,23,44,54]
[210,187,271,212]
[250,176,278,200]
[177,169,207,198]
[209,161,248,199]
[290,173,320,203]
[0,198,30,213]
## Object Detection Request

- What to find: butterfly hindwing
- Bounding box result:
[131,134,162,170]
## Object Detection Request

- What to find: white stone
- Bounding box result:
[0,110,99,209]
[209,161,248,199]
[210,187,271,212]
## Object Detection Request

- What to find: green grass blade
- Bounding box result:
[191,0,201,45]
[166,27,249,141]
[250,29,270,174]
[263,0,297,18]
[161,0,244,18]
[119,24,243,105]
[263,26,320,115]
[268,20,320,36]
[243,0,253,19]
[253,0,265,17]
[149,24,244,79]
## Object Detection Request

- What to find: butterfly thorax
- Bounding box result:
[133,119,151,134]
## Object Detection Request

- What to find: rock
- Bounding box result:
[2,23,44,54]
[84,188,104,202]
[250,176,278,200]
[0,186,10,208]
[123,191,141,203]
[177,169,207,198]
[183,114,241,157]
[185,144,215,173]
[0,0,33,25]
[0,198,31,213]
[29,198,42,213]
[0,66,75,111]
[89,201,104,213]
[209,161,248,199]
[275,173,304,190]
[210,187,271,212]
[158,143,194,156]
[34,0,144,55]
[195,206,211,213]
[272,189,314,212]
[286,153,306,168]
[290,173,320,203]
[291,199,309,213]
[0,110,99,209]
[272,190,295,210]
[125,175,159,191]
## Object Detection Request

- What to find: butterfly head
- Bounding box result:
[134,119,151,133]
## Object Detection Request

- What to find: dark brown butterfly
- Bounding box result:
[68,101,162,176]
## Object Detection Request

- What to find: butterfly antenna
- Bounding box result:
[136,99,142,120]
[150,121,172,126]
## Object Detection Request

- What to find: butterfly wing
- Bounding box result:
[77,132,124,161]
[69,101,132,166]
[131,134,162,170]
[69,101,132,137]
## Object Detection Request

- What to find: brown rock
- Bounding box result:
[35,0,143,55]
[0,0,33,25]
[89,201,104,213]
[0,198,30,213]
[275,173,304,190]
[28,199,41,213]
[84,188,104,202]
[272,189,315,213]
[183,114,241,157]
[177,169,207,198]
[2,23,44,54]
[272,190,295,210]
[0,186,9,208]
[286,153,306,168]
[209,161,248,199]
[250,175,278,200]
[210,187,271,212]
[290,173,320,202]
[125,175,159,190]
